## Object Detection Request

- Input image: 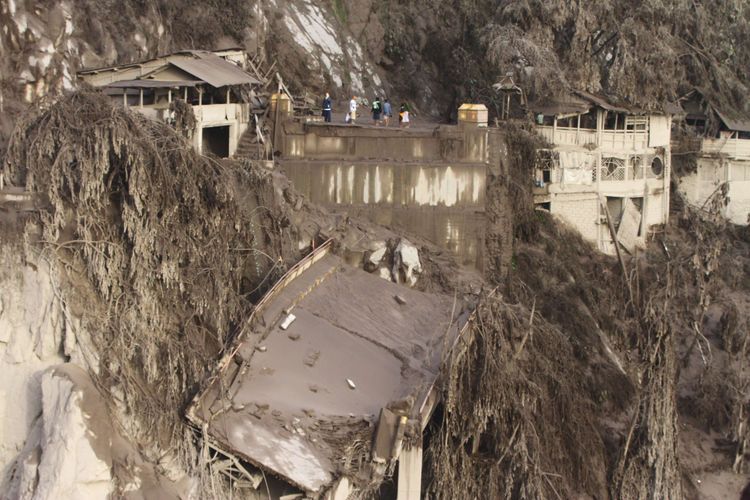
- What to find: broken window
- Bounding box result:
[601,157,626,181]
[535,149,559,185]
[625,116,648,131]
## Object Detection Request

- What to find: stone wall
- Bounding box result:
[550,193,601,243]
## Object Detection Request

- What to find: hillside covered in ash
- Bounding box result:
[0,1,749,499]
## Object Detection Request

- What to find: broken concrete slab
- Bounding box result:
[188,243,465,496]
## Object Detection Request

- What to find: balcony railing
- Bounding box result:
[132,103,249,125]
[701,137,750,159]
[535,150,664,188]
[536,126,649,150]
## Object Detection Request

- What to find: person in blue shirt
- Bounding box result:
[383,98,392,127]
[322,93,332,122]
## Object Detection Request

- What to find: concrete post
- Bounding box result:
[325,477,354,500]
[397,445,422,500]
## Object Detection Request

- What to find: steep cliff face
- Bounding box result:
[0,247,67,486]
[3,0,750,116]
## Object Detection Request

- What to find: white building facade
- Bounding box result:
[533,91,672,254]
[676,92,750,225]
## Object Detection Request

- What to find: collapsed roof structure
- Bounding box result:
[187,241,469,499]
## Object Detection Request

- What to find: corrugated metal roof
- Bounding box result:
[529,94,591,116]
[715,108,750,133]
[168,51,260,87]
[105,79,203,88]
[573,90,632,113]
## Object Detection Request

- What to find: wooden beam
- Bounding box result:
[599,194,634,305]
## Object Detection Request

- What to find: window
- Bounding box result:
[601,157,626,181]
[650,157,664,177]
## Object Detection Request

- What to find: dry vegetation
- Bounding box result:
[378,0,750,119]
[423,131,749,497]
[2,91,299,490]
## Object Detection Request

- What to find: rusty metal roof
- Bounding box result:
[532,90,680,116]
[529,94,592,116]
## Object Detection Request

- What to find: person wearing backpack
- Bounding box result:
[371,96,382,125]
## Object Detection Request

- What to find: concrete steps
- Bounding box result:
[234,128,263,159]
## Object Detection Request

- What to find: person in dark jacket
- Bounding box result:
[322,93,332,122]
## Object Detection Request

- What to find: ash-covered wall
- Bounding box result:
[277,121,510,270]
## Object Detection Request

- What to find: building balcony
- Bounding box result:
[700,137,750,160]
[535,125,649,151]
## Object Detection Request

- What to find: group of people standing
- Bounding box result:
[321,93,410,128]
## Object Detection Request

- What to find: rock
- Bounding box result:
[6,365,114,499]
[392,239,422,287]
[364,243,387,272]
[394,295,407,305]
[0,250,69,482]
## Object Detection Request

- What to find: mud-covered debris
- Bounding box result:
[394,294,407,305]
[392,239,422,287]
[304,350,321,367]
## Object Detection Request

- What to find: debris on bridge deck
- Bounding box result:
[188,242,468,497]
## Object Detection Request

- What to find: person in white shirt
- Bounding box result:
[348,96,358,125]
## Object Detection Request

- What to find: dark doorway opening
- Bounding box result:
[202,126,230,157]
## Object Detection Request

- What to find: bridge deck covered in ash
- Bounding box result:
[188,243,466,496]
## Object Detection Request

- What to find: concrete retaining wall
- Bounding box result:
[280,122,488,163]
[277,122,498,269]
[280,160,487,268]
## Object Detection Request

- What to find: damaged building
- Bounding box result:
[187,240,470,499]
[676,90,750,225]
[77,49,263,158]
[531,91,674,254]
